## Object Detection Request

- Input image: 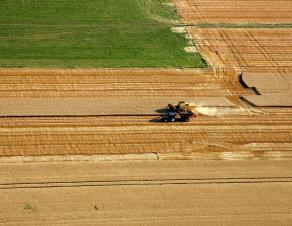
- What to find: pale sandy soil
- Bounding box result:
[0,160,292,225]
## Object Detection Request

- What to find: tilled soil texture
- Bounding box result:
[173,0,292,24]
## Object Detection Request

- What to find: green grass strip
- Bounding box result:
[0,0,207,68]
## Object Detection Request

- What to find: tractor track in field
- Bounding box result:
[186,27,292,106]
[1,177,292,189]
[188,28,292,74]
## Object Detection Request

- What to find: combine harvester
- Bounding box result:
[161,101,199,122]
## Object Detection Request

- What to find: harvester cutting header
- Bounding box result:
[161,101,199,122]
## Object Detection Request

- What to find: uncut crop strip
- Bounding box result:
[173,0,292,23]
[189,28,292,74]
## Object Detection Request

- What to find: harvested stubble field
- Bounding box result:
[1,160,292,225]
[0,114,292,158]
[173,0,292,24]
[240,73,292,106]
[1,0,292,225]
[0,69,236,98]
[188,28,292,106]
[0,69,291,158]
[189,28,292,74]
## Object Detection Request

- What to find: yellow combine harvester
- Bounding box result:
[161,101,199,122]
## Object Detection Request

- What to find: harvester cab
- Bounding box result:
[163,111,176,122]
[161,101,197,122]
